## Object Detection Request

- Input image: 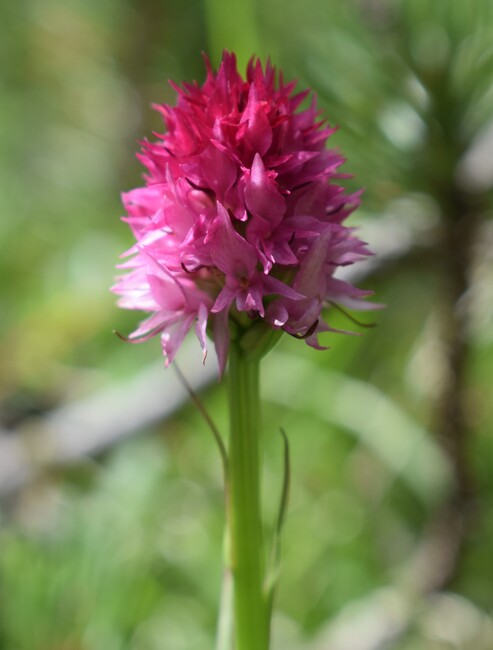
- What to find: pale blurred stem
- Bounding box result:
[228,342,269,650]
[171,364,234,650]
[216,561,233,650]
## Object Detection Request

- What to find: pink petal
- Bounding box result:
[211,286,237,314]
[294,228,333,297]
[326,277,382,311]
[195,302,209,363]
[213,308,230,377]
[207,202,258,279]
[244,154,285,224]
[161,315,195,365]
[239,84,273,155]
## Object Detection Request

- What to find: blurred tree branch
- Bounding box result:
[0,218,419,498]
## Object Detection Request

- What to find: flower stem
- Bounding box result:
[228,341,268,650]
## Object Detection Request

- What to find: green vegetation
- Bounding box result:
[1,1,492,648]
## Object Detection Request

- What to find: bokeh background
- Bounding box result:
[1,0,493,648]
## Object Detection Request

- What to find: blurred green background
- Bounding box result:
[1,0,493,648]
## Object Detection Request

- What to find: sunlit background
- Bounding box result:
[1,1,493,648]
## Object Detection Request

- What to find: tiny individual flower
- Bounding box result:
[113,51,376,373]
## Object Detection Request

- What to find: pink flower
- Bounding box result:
[113,51,377,374]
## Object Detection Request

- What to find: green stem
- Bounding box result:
[228,341,268,650]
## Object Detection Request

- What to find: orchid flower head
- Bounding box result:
[113,51,377,374]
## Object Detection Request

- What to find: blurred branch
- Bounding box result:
[0,342,217,497]
[265,348,492,650]
[306,584,493,650]
[263,353,453,505]
[0,217,419,498]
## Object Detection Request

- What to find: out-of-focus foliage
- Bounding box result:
[1,1,493,649]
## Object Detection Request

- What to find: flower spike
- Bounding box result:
[112,52,377,371]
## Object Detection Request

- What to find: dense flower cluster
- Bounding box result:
[113,52,376,373]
